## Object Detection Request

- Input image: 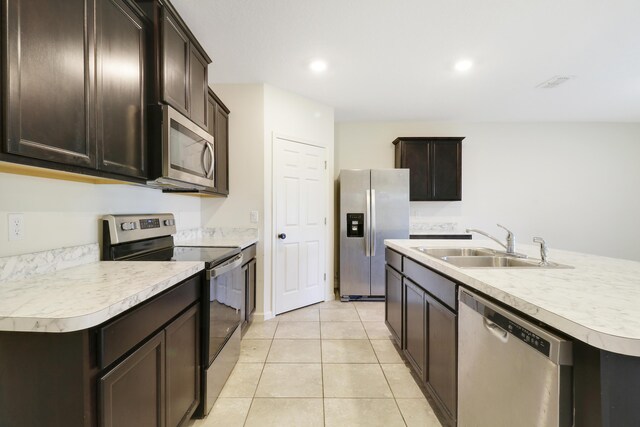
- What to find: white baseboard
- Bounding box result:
[252,311,274,322]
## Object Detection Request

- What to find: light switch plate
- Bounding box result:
[250,210,259,224]
[8,213,24,241]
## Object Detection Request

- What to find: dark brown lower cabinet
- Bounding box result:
[100,303,200,427]
[166,305,201,427]
[99,331,166,427]
[387,255,458,426]
[242,244,257,330]
[0,274,201,427]
[425,293,457,420]
[404,278,426,379]
[385,264,403,346]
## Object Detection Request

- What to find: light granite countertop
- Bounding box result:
[177,236,258,249]
[386,239,640,357]
[0,261,204,333]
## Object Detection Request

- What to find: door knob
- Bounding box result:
[278,233,287,240]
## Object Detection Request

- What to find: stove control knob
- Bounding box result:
[121,222,137,231]
[164,219,175,226]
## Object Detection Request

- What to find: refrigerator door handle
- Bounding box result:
[365,189,371,257]
[371,189,376,257]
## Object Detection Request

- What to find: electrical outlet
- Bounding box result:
[249,210,259,224]
[8,213,24,241]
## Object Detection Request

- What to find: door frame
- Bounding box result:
[270,133,329,316]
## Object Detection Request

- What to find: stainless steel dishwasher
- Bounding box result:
[458,289,573,427]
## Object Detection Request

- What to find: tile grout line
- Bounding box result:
[320,320,326,427]
[242,320,278,427]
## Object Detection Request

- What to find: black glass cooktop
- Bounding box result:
[130,245,240,268]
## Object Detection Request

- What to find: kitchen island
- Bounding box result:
[385,239,640,427]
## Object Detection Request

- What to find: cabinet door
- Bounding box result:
[425,293,457,419]
[385,265,403,346]
[4,0,96,168]
[248,259,257,315]
[399,141,431,201]
[166,304,200,427]
[404,278,426,380]
[213,102,229,195]
[189,46,208,130]
[161,8,189,115]
[99,331,165,427]
[96,0,147,178]
[431,141,461,201]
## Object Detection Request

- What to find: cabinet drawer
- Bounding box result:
[98,275,201,369]
[385,247,402,272]
[403,258,456,311]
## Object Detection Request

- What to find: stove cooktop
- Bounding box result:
[129,245,240,268]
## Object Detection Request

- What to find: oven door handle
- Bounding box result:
[207,253,244,279]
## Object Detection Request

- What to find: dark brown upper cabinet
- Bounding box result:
[4,0,96,169]
[138,0,211,131]
[3,0,150,181]
[96,0,148,178]
[393,137,464,201]
[161,8,190,115]
[207,89,230,196]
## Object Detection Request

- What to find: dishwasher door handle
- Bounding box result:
[483,318,508,343]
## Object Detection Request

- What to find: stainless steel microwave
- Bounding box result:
[148,104,215,191]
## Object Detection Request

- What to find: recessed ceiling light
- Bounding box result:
[454,59,473,72]
[309,59,328,73]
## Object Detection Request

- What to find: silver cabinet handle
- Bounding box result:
[205,141,215,179]
[371,189,376,257]
[365,189,371,257]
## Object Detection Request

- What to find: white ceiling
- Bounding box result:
[173,0,640,122]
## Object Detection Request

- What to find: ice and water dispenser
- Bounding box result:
[346,213,364,238]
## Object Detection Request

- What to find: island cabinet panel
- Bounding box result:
[425,292,457,420]
[99,331,166,427]
[404,278,427,379]
[96,0,147,178]
[385,264,403,346]
[386,252,459,426]
[4,0,96,168]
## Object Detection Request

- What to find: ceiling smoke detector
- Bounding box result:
[536,75,575,89]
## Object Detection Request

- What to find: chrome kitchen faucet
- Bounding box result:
[466,224,527,258]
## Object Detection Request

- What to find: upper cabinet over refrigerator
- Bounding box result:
[339,169,410,301]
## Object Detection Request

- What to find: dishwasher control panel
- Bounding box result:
[487,309,551,357]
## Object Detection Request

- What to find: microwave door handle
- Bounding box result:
[206,141,215,179]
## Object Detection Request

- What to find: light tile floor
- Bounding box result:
[189,300,443,427]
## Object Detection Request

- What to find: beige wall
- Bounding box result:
[0,173,201,257]
[202,84,335,319]
[336,121,640,261]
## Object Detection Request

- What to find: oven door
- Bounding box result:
[163,105,215,189]
[206,253,245,364]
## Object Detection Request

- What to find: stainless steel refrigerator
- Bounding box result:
[339,169,409,301]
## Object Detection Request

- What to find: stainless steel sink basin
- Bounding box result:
[413,247,496,257]
[441,256,573,269]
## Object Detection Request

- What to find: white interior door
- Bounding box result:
[274,137,326,315]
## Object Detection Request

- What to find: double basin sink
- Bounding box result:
[414,247,572,269]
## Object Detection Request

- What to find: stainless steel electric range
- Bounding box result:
[102,213,244,417]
